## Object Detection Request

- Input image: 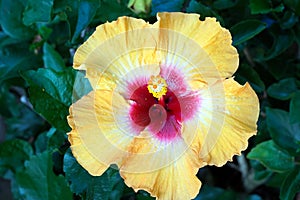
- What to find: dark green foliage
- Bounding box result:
[289,91,300,124]
[42,42,66,71]
[23,0,54,25]
[0,139,33,175]
[266,108,300,155]
[186,0,223,22]
[249,0,284,14]
[280,166,300,200]
[230,20,267,45]
[16,151,73,200]
[0,0,300,199]
[21,68,76,131]
[235,64,265,93]
[63,150,125,199]
[247,140,295,172]
[0,0,35,39]
[151,0,185,14]
[267,78,298,100]
[284,0,300,15]
[71,0,100,42]
[0,40,42,83]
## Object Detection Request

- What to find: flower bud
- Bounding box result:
[128,0,151,14]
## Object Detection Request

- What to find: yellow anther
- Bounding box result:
[147,75,167,99]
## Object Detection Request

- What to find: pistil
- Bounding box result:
[147,75,167,99]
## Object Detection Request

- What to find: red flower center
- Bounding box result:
[129,84,183,141]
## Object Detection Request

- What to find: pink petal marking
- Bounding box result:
[128,66,201,141]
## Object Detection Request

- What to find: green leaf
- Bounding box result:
[0,84,14,117]
[249,160,273,181]
[280,11,299,29]
[250,0,272,14]
[63,150,91,194]
[213,0,238,10]
[35,128,66,153]
[267,172,290,188]
[247,140,295,173]
[11,174,26,200]
[38,26,53,40]
[63,150,124,198]
[266,59,299,80]
[151,0,184,14]
[22,68,75,106]
[72,71,92,102]
[290,91,300,124]
[0,41,42,83]
[86,171,124,200]
[235,64,265,93]
[0,0,34,39]
[250,0,284,14]
[5,105,45,140]
[194,185,237,200]
[0,84,45,140]
[231,20,267,45]
[267,78,298,100]
[266,108,300,155]
[280,166,300,200]
[186,0,223,23]
[0,83,26,118]
[48,20,71,44]
[48,130,66,150]
[21,68,76,131]
[284,0,300,15]
[136,191,155,200]
[16,151,72,200]
[52,0,78,39]
[0,32,20,46]
[246,195,263,200]
[22,89,68,131]
[23,0,54,25]
[43,43,65,72]
[296,23,300,45]
[273,4,285,12]
[52,150,64,174]
[34,132,49,154]
[94,0,132,22]
[0,139,33,175]
[72,0,100,42]
[263,31,295,60]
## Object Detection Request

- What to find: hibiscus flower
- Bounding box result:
[68,12,259,199]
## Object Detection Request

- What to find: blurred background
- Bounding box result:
[0,0,300,199]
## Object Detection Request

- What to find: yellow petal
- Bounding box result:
[73,13,237,91]
[68,84,135,175]
[68,124,107,176]
[154,12,238,81]
[188,78,259,166]
[120,138,201,200]
[73,16,150,69]
[73,16,162,89]
[70,13,257,198]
